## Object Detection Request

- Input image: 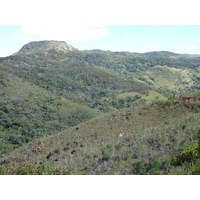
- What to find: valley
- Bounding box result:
[1,40,200,174]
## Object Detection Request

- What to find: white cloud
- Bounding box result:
[14,25,109,43]
[187,45,199,51]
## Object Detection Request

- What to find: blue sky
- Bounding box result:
[1,25,200,57]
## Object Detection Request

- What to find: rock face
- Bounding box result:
[16,40,76,55]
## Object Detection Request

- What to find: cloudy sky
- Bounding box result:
[1,25,200,57]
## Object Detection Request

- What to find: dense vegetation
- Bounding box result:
[1,97,200,174]
[0,64,99,157]
[71,50,200,97]
[1,40,200,174]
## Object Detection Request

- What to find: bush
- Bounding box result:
[171,144,199,166]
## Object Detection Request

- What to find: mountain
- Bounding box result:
[0,41,153,111]
[1,40,200,174]
[0,41,153,157]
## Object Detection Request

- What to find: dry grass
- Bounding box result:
[117,90,167,102]
[1,98,199,174]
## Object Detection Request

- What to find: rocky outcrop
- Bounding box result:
[15,40,77,55]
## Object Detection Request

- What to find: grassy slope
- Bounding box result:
[117,90,167,102]
[1,95,200,174]
[135,65,193,89]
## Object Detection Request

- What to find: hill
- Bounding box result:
[72,49,200,97]
[0,41,153,112]
[2,40,200,102]
[0,41,155,157]
[0,64,99,157]
[1,93,200,175]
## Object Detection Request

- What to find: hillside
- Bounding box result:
[2,40,200,112]
[1,41,153,112]
[0,64,99,157]
[1,40,200,174]
[1,94,200,174]
[72,49,200,97]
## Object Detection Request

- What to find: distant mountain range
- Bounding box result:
[0,40,200,174]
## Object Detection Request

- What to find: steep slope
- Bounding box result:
[0,64,99,157]
[1,93,200,174]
